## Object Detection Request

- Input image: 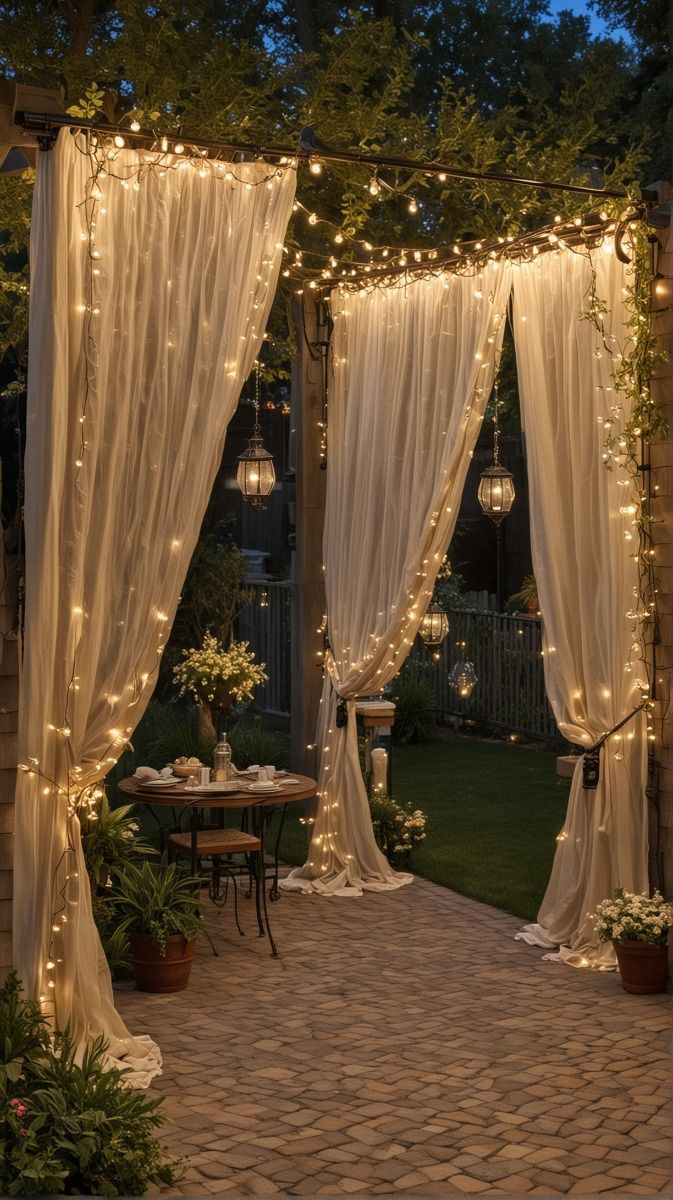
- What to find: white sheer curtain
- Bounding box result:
[283,264,512,896]
[512,243,648,968]
[16,130,295,1079]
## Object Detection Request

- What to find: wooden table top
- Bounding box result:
[117,773,317,810]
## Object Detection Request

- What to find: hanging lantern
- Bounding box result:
[419,602,449,661]
[478,375,515,524]
[478,463,515,523]
[237,362,275,510]
[449,660,478,698]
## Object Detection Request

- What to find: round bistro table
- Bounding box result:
[118,772,316,879]
[118,774,317,956]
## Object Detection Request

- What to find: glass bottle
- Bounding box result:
[213,733,232,782]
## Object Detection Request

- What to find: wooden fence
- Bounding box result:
[236,581,292,717]
[408,609,560,742]
[238,584,561,743]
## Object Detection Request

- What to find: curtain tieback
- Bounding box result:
[582,701,648,790]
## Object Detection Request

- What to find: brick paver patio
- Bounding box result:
[114,874,671,1197]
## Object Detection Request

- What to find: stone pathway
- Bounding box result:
[114,875,671,1198]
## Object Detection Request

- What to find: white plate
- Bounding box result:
[187,781,240,794]
[248,782,282,793]
[139,777,180,789]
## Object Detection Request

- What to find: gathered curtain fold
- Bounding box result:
[282,265,513,896]
[16,130,295,1080]
[511,244,648,968]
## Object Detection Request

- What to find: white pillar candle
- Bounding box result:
[371,747,389,794]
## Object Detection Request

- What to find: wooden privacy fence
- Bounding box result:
[239,584,560,743]
[237,581,292,717]
[408,609,561,743]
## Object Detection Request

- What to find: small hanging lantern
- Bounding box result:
[449,660,478,699]
[478,374,515,524]
[419,602,449,661]
[237,361,275,510]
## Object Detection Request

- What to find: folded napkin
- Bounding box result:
[133,766,175,781]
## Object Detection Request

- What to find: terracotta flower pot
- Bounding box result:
[129,931,196,993]
[613,940,669,994]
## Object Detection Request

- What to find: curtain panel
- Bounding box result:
[512,243,648,968]
[16,130,295,1080]
[283,264,513,896]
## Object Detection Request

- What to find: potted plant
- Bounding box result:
[592,887,673,994]
[173,631,268,744]
[114,859,205,993]
[507,573,539,617]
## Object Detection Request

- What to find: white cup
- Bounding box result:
[264,765,275,780]
[257,767,269,782]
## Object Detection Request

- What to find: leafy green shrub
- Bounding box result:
[368,792,427,864]
[433,558,470,611]
[133,700,212,767]
[80,795,156,977]
[228,717,290,770]
[81,797,155,893]
[0,973,182,1196]
[390,664,437,744]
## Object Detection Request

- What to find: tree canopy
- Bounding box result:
[0,0,666,374]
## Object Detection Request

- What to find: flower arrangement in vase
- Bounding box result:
[592,887,672,994]
[173,632,268,742]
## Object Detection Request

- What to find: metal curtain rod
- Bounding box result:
[316,208,645,293]
[17,110,648,201]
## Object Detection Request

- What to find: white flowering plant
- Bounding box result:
[173,632,268,706]
[368,790,427,864]
[592,888,673,947]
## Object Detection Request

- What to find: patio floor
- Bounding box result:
[114,874,672,1198]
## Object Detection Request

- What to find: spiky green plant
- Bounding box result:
[114,858,204,956]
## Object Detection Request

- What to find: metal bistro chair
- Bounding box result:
[167,824,277,956]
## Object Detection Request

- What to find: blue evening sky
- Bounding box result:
[547,0,630,40]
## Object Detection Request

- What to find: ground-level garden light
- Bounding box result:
[237,361,275,510]
[419,601,449,661]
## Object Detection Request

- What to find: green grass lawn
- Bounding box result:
[112,731,571,924]
[392,733,571,920]
[268,732,571,923]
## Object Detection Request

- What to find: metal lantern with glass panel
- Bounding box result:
[419,601,449,662]
[477,375,514,525]
[448,660,478,698]
[237,362,275,510]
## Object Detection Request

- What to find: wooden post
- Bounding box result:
[290,296,326,777]
[0,500,19,980]
[649,187,673,896]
